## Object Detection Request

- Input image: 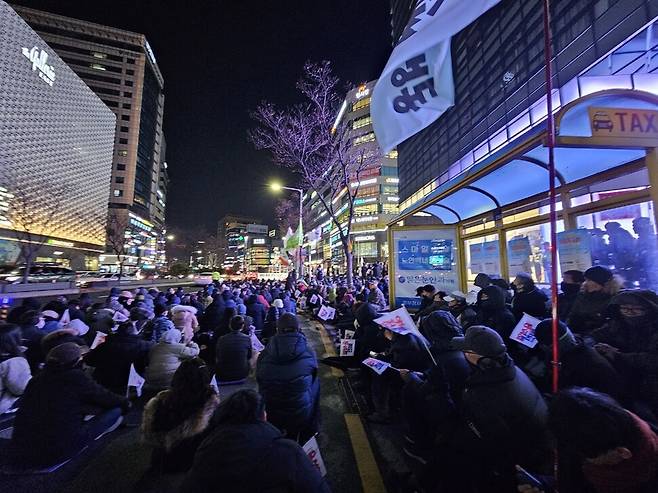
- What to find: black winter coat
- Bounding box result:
[511,289,549,320]
[180,421,330,493]
[567,291,612,335]
[9,366,127,467]
[215,331,252,382]
[460,359,549,470]
[474,286,517,340]
[389,333,431,371]
[85,333,152,394]
[201,300,224,332]
[247,301,266,332]
[256,332,319,437]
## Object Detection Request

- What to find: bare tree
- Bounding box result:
[250,61,380,286]
[275,198,312,237]
[203,234,222,270]
[4,175,66,283]
[104,209,131,281]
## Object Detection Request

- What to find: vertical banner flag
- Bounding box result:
[372,0,501,152]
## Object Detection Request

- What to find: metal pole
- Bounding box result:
[298,189,303,277]
[542,0,559,395]
[543,1,561,490]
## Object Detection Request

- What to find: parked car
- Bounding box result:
[0,264,76,284]
[193,272,213,286]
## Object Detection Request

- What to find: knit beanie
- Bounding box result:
[584,266,613,286]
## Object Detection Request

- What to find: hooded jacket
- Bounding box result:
[567,290,612,336]
[215,331,252,382]
[145,340,200,391]
[180,421,330,493]
[256,331,319,437]
[592,290,658,413]
[511,276,549,320]
[141,390,219,473]
[474,286,517,340]
[246,296,266,332]
[354,303,387,360]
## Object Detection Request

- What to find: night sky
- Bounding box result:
[12,0,393,233]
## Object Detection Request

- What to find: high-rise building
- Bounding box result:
[0,1,115,270]
[217,214,263,273]
[14,5,167,269]
[387,0,658,295]
[303,79,399,271]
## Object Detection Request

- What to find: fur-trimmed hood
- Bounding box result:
[141,390,219,451]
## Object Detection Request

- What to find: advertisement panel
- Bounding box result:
[468,240,500,276]
[391,227,460,309]
[246,224,269,235]
[557,229,592,272]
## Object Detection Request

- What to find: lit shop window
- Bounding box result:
[576,201,658,290]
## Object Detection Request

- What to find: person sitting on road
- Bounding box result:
[511,273,549,321]
[18,310,45,373]
[0,323,32,413]
[9,343,129,471]
[180,389,330,493]
[142,304,175,343]
[262,298,284,341]
[256,313,319,443]
[85,321,152,396]
[215,315,252,384]
[246,295,266,335]
[141,358,219,473]
[144,329,200,392]
[40,310,61,334]
[567,266,621,336]
[518,387,658,493]
[367,280,388,312]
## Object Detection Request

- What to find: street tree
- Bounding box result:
[250,61,380,286]
[4,175,66,283]
[104,209,131,281]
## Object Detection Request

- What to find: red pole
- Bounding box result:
[543,1,561,490]
[542,0,559,395]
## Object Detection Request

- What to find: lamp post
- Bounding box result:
[271,182,304,276]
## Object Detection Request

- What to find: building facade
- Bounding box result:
[0,1,116,270]
[387,0,658,301]
[14,5,167,270]
[304,79,399,272]
[217,214,263,273]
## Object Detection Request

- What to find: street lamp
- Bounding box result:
[270,181,304,276]
[166,234,175,241]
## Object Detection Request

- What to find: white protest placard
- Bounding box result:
[374,306,430,346]
[127,364,145,397]
[90,331,107,350]
[250,332,265,352]
[317,305,336,321]
[302,435,327,477]
[362,357,391,375]
[339,339,356,357]
[113,311,129,323]
[344,329,355,339]
[510,313,541,348]
[295,289,301,298]
[210,374,219,392]
[309,294,319,305]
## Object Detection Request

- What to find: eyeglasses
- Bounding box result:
[619,305,647,315]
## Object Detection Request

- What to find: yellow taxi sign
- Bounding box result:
[589,107,658,139]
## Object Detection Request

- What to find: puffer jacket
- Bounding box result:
[256,331,319,437]
[180,421,331,493]
[473,286,517,339]
[141,390,219,473]
[215,331,252,382]
[145,341,200,390]
[461,357,549,471]
[592,290,658,414]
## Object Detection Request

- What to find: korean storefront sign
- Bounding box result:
[557,229,592,273]
[589,107,658,139]
[391,227,461,308]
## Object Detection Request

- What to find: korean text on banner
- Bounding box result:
[303,436,327,477]
[362,357,391,375]
[371,0,501,152]
[510,313,541,348]
[557,229,593,272]
[374,306,430,346]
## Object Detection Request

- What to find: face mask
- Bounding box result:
[36,318,45,329]
[561,282,580,296]
[479,299,496,311]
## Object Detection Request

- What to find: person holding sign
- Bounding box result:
[180,390,330,493]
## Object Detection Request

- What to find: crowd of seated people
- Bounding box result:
[311,265,658,492]
[0,277,332,492]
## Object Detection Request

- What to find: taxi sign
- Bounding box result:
[589,107,658,139]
